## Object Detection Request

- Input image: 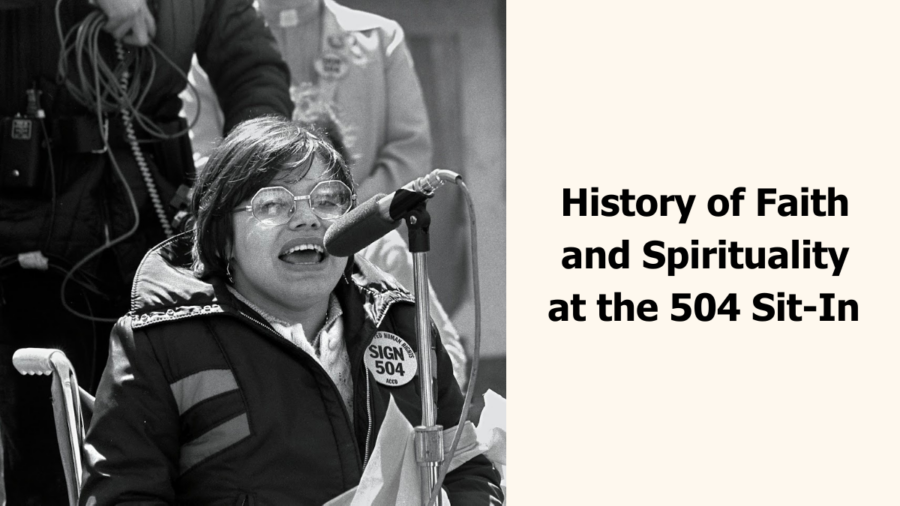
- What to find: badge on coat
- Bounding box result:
[315,52,349,81]
[327,34,347,49]
[279,9,299,28]
[365,332,417,387]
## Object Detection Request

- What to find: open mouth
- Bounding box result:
[279,243,326,265]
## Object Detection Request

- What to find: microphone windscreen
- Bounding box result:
[324,194,400,257]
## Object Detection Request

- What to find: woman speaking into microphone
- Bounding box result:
[80,117,502,505]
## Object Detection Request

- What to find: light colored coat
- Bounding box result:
[259,0,433,203]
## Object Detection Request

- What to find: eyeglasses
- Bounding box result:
[235,181,355,225]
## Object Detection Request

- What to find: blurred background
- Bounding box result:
[343,0,506,418]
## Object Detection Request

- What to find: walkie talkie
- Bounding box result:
[0,88,44,193]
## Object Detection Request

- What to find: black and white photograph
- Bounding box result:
[0,0,506,503]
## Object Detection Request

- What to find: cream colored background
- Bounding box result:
[508,1,900,504]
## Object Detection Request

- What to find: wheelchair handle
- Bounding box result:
[12,347,84,506]
[13,348,70,376]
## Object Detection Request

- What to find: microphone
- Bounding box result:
[324,169,459,257]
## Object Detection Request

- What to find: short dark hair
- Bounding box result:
[190,116,355,278]
[295,105,352,169]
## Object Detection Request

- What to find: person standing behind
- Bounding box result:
[258,0,431,204]
[185,0,430,204]
[0,0,291,503]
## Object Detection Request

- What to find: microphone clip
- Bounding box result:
[404,203,432,253]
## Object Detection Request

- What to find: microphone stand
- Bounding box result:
[404,203,443,506]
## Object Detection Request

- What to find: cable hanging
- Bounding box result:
[52,3,201,322]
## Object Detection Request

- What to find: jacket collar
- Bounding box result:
[129,233,413,329]
[323,0,388,32]
[256,1,385,33]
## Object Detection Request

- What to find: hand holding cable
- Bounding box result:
[95,0,157,47]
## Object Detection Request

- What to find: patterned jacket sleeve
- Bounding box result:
[359,20,433,203]
[80,319,180,506]
[194,0,293,134]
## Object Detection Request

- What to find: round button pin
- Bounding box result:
[315,52,349,81]
[327,34,346,49]
[364,332,417,387]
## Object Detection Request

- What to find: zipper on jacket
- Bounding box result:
[238,311,363,465]
[363,371,373,468]
[352,296,410,469]
[240,295,412,472]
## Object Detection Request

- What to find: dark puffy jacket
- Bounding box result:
[80,234,503,505]
[0,0,292,284]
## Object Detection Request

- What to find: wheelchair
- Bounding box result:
[12,348,93,506]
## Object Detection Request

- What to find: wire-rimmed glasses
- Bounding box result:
[235,180,355,225]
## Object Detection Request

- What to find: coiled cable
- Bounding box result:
[53,2,200,321]
[114,41,173,237]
